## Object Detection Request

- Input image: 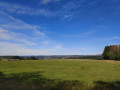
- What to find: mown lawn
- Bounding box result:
[0,59,120,90]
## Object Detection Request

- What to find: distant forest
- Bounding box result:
[102,45,120,60]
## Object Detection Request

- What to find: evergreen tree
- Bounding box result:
[102,46,110,60]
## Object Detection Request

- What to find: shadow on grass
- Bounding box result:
[0,71,120,90]
[94,81,120,90]
[0,71,90,90]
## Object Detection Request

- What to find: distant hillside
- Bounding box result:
[0,55,102,60]
[102,45,120,60]
[64,55,102,60]
[29,55,102,60]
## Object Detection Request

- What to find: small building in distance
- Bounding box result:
[8,59,20,61]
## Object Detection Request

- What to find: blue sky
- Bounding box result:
[0,0,120,55]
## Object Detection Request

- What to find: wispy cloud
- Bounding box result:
[0,28,36,45]
[0,1,81,18]
[113,37,120,39]
[0,11,64,55]
[65,30,97,38]
[0,41,95,55]
[42,0,60,4]
[0,11,96,55]
[42,0,51,4]
[0,0,116,19]
[99,37,120,41]
[85,36,120,44]
[0,2,51,16]
[0,42,63,55]
[0,0,115,55]
[63,14,73,19]
[0,11,46,37]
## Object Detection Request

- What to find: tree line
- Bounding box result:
[102,45,120,60]
[1,56,38,60]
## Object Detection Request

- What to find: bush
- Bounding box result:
[24,56,38,60]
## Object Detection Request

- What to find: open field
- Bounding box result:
[0,59,120,90]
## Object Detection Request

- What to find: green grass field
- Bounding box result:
[0,59,120,90]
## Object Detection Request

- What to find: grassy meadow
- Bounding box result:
[0,59,120,90]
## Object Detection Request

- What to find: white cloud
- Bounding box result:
[0,1,102,55]
[54,45,62,49]
[0,41,69,55]
[0,12,47,46]
[65,30,97,38]
[113,37,120,39]
[42,0,60,4]
[64,14,73,19]
[0,2,51,16]
[0,11,46,37]
[0,42,51,55]
[0,1,78,18]
[0,29,11,40]
[0,28,36,45]
[102,37,120,41]
[42,0,51,4]
[0,11,65,55]
[0,41,94,55]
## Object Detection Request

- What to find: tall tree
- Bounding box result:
[102,45,120,60]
